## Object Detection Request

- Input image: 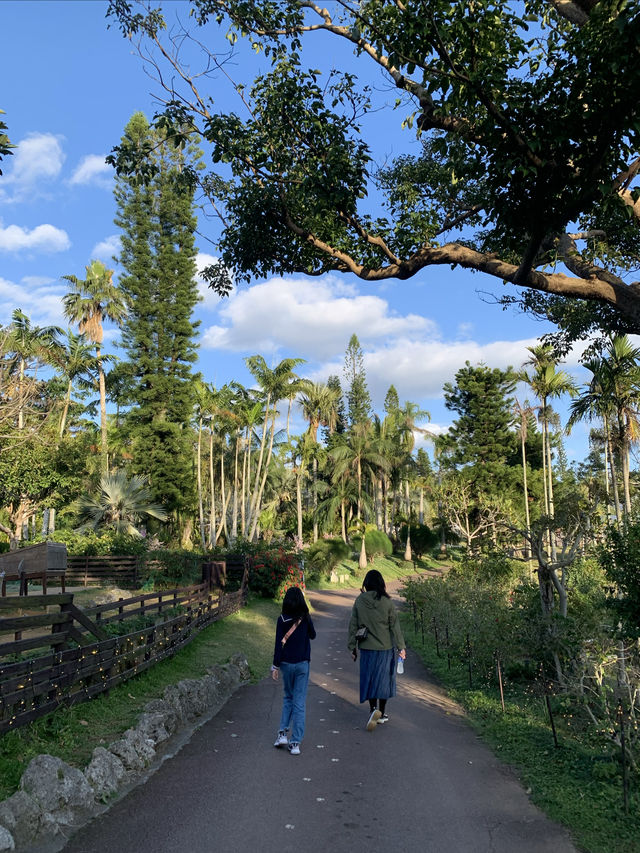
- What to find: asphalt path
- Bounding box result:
[61,587,578,853]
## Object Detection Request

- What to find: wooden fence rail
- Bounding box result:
[65,555,142,587]
[0,561,248,733]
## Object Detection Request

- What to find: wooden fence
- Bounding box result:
[65,555,143,587]
[0,561,248,733]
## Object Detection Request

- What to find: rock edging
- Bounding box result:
[0,652,251,852]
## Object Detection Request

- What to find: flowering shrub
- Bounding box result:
[247,546,305,599]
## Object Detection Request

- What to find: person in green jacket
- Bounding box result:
[348,569,406,730]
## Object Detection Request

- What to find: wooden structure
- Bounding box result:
[0,542,67,596]
[65,555,143,588]
[0,558,249,732]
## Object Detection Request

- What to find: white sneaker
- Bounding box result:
[366,710,382,731]
[288,742,301,755]
[274,731,288,747]
[377,714,389,724]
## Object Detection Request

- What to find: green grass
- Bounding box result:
[401,613,640,853]
[0,596,280,801]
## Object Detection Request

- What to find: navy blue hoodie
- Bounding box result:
[273,614,316,667]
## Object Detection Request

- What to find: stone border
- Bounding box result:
[0,653,250,852]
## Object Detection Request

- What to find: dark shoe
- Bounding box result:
[366,709,382,731]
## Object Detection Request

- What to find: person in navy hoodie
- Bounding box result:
[271,586,316,755]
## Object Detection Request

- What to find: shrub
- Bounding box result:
[353,528,393,561]
[143,550,202,588]
[399,523,439,559]
[246,545,304,599]
[38,529,147,556]
[305,538,351,579]
[453,551,521,587]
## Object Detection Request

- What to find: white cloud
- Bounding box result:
[0,221,70,253]
[0,133,65,201]
[92,234,121,261]
[196,253,225,309]
[0,275,67,327]
[201,275,434,359]
[69,154,112,188]
[305,336,543,411]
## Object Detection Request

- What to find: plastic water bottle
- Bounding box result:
[397,654,404,674]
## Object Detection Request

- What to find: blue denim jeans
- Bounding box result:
[278,660,310,744]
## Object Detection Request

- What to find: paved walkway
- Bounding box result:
[61,587,578,853]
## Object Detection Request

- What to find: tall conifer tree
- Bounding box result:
[442,362,517,496]
[114,112,200,517]
[343,334,371,428]
[324,374,346,439]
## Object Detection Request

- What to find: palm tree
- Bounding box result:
[513,398,537,557]
[53,330,97,440]
[244,355,305,540]
[230,384,263,540]
[598,336,640,516]
[63,260,127,473]
[519,344,577,532]
[7,308,61,430]
[567,357,621,523]
[75,470,167,536]
[299,380,341,542]
[193,380,210,550]
[395,400,431,521]
[330,422,389,524]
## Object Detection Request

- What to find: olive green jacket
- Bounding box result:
[348,590,405,652]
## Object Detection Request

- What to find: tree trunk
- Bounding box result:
[231,432,240,541]
[181,516,193,549]
[404,526,412,561]
[18,357,25,431]
[241,430,249,538]
[97,349,109,474]
[249,410,277,541]
[246,394,271,532]
[208,428,216,548]
[197,416,206,550]
[521,428,531,560]
[620,413,632,516]
[220,454,229,543]
[296,465,304,544]
[359,534,367,569]
[312,455,318,543]
[59,379,73,439]
[383,476,389,534]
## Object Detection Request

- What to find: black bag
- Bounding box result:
[355,625,368,643]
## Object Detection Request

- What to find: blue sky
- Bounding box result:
[0,1,592,460]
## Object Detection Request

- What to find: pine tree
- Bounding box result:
[442,362,517,497]
[114,112,201,517]
[343,334,371,428]
[384,384,400,418]
[324,374,346,439]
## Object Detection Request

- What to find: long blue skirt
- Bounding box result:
[359,648,396,703]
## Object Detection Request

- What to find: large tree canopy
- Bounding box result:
[107,0,640,340]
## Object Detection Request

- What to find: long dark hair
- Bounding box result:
[362,569,389,600]
[282,586,310,618]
